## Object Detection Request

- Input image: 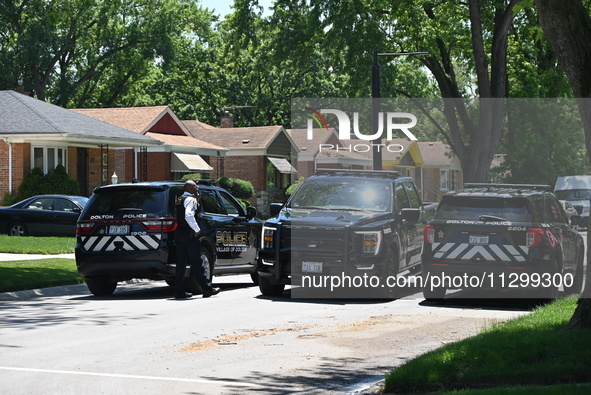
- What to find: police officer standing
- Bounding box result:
[174,180,220,299]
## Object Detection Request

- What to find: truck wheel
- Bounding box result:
[86,277,117,296]
[250,271,259,285]
[185,247,214,294]
[259,275,285,296]
[386,252,401,299]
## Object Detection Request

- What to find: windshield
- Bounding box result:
[436,196,532,222]
[288,179,392,212]
[554,189,591,201]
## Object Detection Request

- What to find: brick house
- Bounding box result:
[0,90,161,198]
[72,106,226,183]
[183,120,298,212]
[286,128,372,177]
[418,141,463,202]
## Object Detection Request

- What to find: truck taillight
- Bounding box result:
[526,228,544,248]
[262,226,275,249]
[142,219,177,233]
[424,225,435,244]
[77,222,95,235]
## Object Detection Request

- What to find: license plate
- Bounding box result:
[469,235,489,245]
[109,225,129,235]
[302,261,323,273]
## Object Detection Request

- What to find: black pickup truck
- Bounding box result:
[257,169,436,298]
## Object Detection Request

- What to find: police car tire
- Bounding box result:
[250,271,259,285]
[259,275,285,296]
[423,286,446,301]
[86,277,117,296]
[564,249,584,295]
[185,247,214,294]
[386,252,401,299]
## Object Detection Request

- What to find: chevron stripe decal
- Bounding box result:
[80,234,162,252]
[432,242,528,262]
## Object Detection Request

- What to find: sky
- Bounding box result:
[199,0,275,18]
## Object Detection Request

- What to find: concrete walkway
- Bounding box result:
[0,253,75,261]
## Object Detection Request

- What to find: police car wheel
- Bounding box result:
[185,247,214,294]
[86,277,117,296]
[250,271,259,285]
[564,250,584,295]
[259,275,285,296]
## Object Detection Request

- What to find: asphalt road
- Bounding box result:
[0,273,535,394]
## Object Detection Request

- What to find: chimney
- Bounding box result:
[17,80,24,93]
[221,110,234,128]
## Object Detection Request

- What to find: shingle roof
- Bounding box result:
[417,141,455,166]
[145,132,226,150]
[287,128,337,153]
[0,90,159,145]
[72,106,170,134]
[183,122,286,149]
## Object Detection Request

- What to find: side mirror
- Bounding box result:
[269,203,283,218]
[571,215,585,227]
[246,206,257,220]
[401,207,420,222]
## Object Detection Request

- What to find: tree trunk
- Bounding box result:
[535,0,591,329]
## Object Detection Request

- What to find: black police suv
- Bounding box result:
[257,169,435,298]
[75,181,261,296]
[422,184,585,300]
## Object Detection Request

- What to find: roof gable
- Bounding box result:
[183,123,293,151]
[72,106,189,136]
[0,90,159,146]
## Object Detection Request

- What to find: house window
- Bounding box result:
[440,169,449,190]
[32,146,67,173]
[266,161,279,189]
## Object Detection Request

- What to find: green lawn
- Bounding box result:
[0,258,83,293]
[384,297,591,393]
[0,236,80,293]
[0,235,76,254]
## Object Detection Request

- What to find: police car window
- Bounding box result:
[532,198,546,222]
[545,197,567,224]
[87,189,166,218]
[395,183,410,211]
[200,189,225,215]
[219,191,242,216]
[436,196,532,222]
[403,181,420,208]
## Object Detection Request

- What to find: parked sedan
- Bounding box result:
[0,195,88,236]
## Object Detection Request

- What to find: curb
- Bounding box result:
[0,279,153,301]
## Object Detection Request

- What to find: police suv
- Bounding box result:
[258,169,435,298]
[75,180,261,296]
[422,184,585,300]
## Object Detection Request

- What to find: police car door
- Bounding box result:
[216,190,257,266]
[199,189,233,267]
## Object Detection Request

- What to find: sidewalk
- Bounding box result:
[0,252,75,261]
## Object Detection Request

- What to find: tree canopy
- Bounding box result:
[0,0,589,182]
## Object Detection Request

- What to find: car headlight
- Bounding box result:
[262,225,276,250]
[355,231,382,255]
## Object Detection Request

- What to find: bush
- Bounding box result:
[1,191,18,206]
[181,173,202,181]
[285,177,305,198]
[17,165,80,200]
[217,177,254,199]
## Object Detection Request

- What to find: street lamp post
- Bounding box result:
[372,51,428,170]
